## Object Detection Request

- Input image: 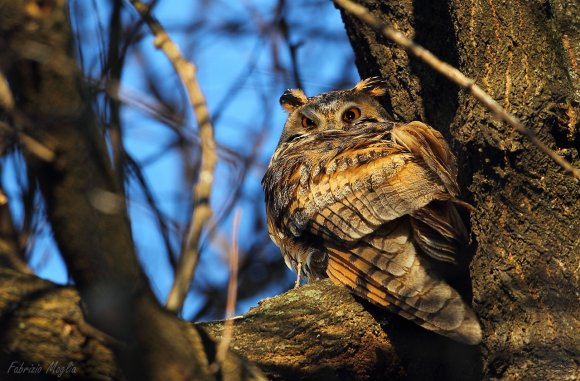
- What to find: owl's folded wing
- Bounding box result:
[390,121,459,196]
[286,121,462,247]
[325,224,482,344]
[410,200,469,263]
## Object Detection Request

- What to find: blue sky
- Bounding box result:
[6,0,359,320]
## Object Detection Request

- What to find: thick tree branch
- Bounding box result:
[0,267,489,380]
[0,268,400,380]
[0,268,120,380]
[0,267,268,381]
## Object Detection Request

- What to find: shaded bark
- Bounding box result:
[0,268,121,381]
[339,0,579,380]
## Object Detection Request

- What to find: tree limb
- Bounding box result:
[0,267,404,380]
[1,266,490,380]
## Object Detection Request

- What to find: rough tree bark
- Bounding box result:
[339,0,579,380]
[0,0,577,380]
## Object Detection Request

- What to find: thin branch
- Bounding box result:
[334,0,580,180]
[105,0,126,183]
[199,127,267,255]
[0,70,14,110]
[0,122,55,163]
[0,72,55,162]
[125,154,178,270]
[211,208,241,373]
[0,187,32,274]
[16,132,56,163]
[127,1,218,313]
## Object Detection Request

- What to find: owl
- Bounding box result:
[262,77,482,345]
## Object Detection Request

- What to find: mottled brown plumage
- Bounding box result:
[262,78,482,345]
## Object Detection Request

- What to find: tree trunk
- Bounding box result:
[339,0,579,379]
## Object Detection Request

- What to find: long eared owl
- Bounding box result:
[262,78,482,345]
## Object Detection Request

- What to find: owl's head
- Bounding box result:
[277,77,390,144]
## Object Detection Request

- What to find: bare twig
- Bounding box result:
[18,134,56,162]
[211,208,241,373]
[0,72,54,162]
[0,122,55,162]
[125,155,178,270]
[334,0,580,180]
[128,1,218,313]
[0,187,32,274]
[0,71,14,110]
[105,1,126,183]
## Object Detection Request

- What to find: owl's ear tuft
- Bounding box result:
[353,77,388,97]
[280,89,308,112]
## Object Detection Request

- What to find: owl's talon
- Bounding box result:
[294,262,302,288]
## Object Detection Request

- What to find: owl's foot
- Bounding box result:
[294,262,302,288]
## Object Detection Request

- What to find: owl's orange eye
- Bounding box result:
[342,107,361,122]
[301,115,316,128]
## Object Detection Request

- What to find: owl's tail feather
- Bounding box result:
[326,249,482,345]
